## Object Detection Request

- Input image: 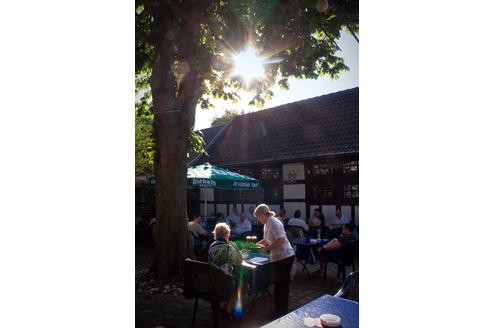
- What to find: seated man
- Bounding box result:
[316,223,356,273]
[277,208,288,225]
[326,205,350,237]
[231,212,252,237]
[286,209,309,238]
[226,205,241,229]
[244,206,257,225]
[188,214,208,256]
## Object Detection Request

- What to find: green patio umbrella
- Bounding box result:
[187,163,262,216]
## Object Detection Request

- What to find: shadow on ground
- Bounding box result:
[136,245,358,328]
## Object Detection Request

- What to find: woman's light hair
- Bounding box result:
[254,203,276,218]
[213,222,231,240]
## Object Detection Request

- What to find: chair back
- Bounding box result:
[334,271,359,299]
[338,240,358,265]
[287,225,305,239]
[209,265,236,302]
[183,258,215,300]
[320,226,332,239]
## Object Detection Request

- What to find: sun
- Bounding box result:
[231,46,266,83]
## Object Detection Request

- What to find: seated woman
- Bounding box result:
[208,222,243,318]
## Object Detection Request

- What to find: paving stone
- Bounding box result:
[135,245,358,328]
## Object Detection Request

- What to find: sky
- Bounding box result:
[194,30,359,130]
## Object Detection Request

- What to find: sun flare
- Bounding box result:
[231,47,266,82]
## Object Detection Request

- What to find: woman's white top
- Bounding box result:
[263,216,295,262]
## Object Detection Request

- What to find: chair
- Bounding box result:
[320,226,333,239]
[334,271,359,300]
[183,258,235,327]
[287,225,305,239]
[323,239,358,282]
[293,241,317,279]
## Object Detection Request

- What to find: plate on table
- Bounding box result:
[247,256,269,264]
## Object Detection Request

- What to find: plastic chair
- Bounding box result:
[334,271,359,300]
[323,239,358,282]
[183,258,235,327]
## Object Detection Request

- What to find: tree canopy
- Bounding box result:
[211,109,241,127]
[136,0,358,109]
[135,0,358,278]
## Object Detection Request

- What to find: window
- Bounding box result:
[343,161,359,174]
[313,163,334,176]
[344,184,359,199]
[313,185,336,201]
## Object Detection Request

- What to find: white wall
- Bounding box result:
[216,204,227,217]
[200,203,215,217]
[199,188,214,202]
[283,184,306,199]
[267,204,280,215]
[342,206,352,221]
[242,203,257,214]
[322,205,336,221]
[283,202,307,221]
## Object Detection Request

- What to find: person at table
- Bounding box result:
[254,203,295,317]
[231,212,252,237]
[215,212,226,224]
[226,205,241,229]
[245,206,257,225]
[326,205,350,237]
[286,209,309,237]
[309,208,325,227]
[316,223,356,273]
[208,223,243,318]
[188,214,208,255]
[277,208,288,225]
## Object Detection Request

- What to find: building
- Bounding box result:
[188,87,359,225]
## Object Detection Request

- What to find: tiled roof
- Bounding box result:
[190,87,358,166]
[188,124,227,163]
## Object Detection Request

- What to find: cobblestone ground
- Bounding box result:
[136,245,358,328]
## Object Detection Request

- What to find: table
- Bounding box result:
[292,238,329,278]
[240,251,273,295]
[260,294,359,328]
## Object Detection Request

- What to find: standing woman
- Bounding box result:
[254,203,295,317]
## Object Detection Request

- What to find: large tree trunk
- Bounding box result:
[148,1,209,278]
[151,111,189,278]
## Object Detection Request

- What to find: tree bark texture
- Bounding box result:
[149,1,208,278]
